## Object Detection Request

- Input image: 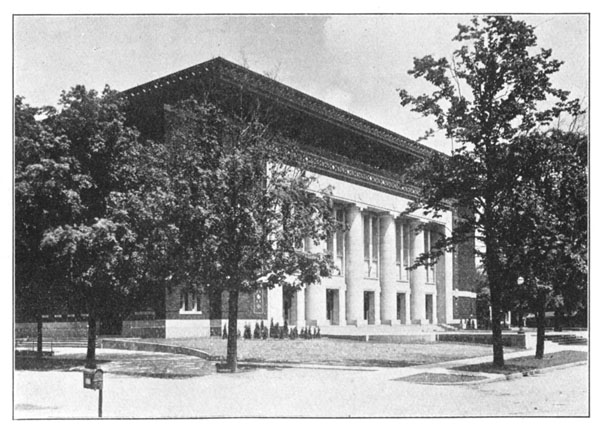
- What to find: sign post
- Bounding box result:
[83,368,104,418]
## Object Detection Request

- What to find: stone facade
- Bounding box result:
[119,57,478,338]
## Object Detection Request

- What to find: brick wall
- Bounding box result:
[453,296,476,320]
[453,237,478,293]
[122,320,166,338]
[15,321,88,339]
[165,286,269,321]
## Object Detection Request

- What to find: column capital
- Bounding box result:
[355,203,367,211]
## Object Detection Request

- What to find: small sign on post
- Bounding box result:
[83,368,104,417]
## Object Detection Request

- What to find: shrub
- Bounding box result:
[283,320,289,338]
[222,325,228,339]
[243,324,252,339]
[254,323,261,339]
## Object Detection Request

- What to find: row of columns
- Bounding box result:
[292,204,441,327]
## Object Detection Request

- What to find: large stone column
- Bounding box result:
[379,214,397,325]
[305,237,326,326]
[345,204,364,326]
[293,288,306,327]
[410,222,427,324]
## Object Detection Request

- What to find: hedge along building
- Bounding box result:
[122,57,478,338]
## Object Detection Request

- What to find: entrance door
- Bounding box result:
[326,289,334,323]
[326,289,340,325]
[425,294,433,324]
[397,293,406,324]
[364,291,375,324]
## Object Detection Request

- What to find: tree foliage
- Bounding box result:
[501,130,587,356]
[398,16,583,366]
[164,97,335,371]
[16,87,171,367]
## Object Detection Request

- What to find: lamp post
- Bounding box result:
[517,276,525,334]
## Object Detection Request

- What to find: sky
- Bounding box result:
[14,14,589,154]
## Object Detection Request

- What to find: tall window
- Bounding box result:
[396,221,410,281]
[180,291,200,313]
[363,214,379,278]
[327,207,345,275]
[424,229,436,284]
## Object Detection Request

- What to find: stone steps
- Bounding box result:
[545,334,587,346]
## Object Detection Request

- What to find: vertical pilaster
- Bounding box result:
[410,222,426,324]
[379,214,397,325]
[345,204,364,326]
[444,248,454,324]
[338,288,346,326]
[405,291,412,324]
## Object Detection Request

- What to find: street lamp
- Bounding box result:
[517,276,525,334]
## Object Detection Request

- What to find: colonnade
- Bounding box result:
[291,204,447,327]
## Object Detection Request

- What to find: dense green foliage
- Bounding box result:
[398,16,584,365]
[164,98,335,371]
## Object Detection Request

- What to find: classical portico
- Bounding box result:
[295,199,449,328]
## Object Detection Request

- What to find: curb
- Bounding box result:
[237,361,376,372]
[100,338,212,360]
[503,360,587,381]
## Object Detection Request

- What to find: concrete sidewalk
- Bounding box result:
[14,354,588,418]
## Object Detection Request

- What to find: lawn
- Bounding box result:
[454,350,588,375]
[15,350,215,378]
[146,337,502,367]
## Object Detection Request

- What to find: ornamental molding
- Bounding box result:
[278,141,421,200]
[123,57,438,160]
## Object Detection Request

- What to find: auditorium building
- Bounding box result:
[114,57,479,338]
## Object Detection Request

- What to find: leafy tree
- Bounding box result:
[15,96,80,356]
[17,87,171,368]
[164,97,335,372]
[398,16,582,366]
[501,130,587,358]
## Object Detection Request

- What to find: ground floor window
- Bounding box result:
[180,291,199,313]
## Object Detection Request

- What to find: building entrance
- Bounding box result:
[326,289,341,325]
[396,293,406,324]
[425,294,434,324]
[364,291,375,324]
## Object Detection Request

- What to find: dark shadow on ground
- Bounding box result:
[15,356,110,371]
[453,350,587,375]
[393,372,487,384]
[240,357,419,367]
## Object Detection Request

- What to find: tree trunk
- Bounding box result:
[535,294,546,359]
[485,242,505,367]
[490,294,504,367]
[226,288,240,372]
[86,314,97,369]
[554,309,562,332]
[36,312,43,358]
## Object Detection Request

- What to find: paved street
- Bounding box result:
[14,350,588,418]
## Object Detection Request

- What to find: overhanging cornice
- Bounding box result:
[122,57,440,160]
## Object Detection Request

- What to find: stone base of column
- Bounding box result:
[381,319,402,326]
[306,319,329,327]
[346,319,368,327]
[411,318,426,325]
